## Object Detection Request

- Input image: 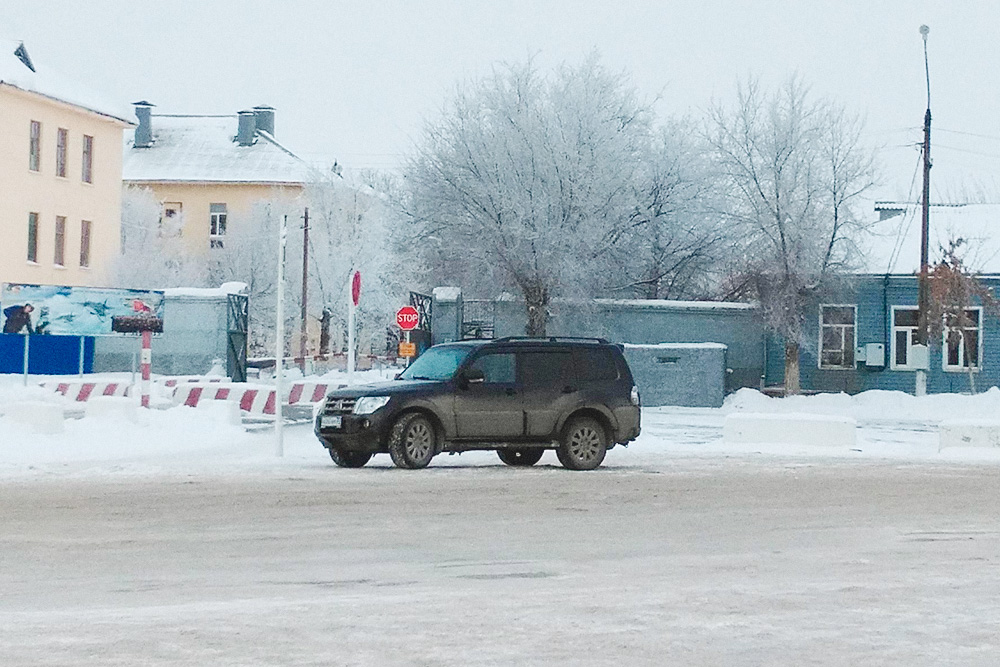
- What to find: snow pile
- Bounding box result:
[723,386,1000,424]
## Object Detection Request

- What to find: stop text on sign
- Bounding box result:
[396,306,420,331]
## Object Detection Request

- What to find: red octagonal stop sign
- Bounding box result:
[396,305,420,331]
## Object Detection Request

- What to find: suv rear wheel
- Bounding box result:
[496,447,544,467]
[328,447,373,468]
[557,417,607,470]
[388,413,437,469]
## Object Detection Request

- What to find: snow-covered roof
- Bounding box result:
[859,202,1000,274]
[123,114,317,185]
[0,39,131,123]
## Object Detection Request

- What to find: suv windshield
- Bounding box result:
[398,345,473,381]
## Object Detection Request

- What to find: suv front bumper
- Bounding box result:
[314,410,392,453]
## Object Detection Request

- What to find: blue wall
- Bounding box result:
[0,334,94,375]
[765,274,1000,394]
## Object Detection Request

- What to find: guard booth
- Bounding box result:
[407,291,433,357]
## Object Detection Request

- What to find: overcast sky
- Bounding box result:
[3,1,999,201]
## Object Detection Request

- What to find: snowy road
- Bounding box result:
[4,456,1000,666]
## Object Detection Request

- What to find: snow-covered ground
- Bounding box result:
[3,371,1000,477]
[5,375,1000,665]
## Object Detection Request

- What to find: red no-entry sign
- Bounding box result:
[351,271,361,306]
[396,306,420,331]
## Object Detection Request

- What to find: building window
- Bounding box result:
[27,212,39,262]
[56,128,68,177]
[891,307,920,369]
[82,135,93,183]
[54,216,66,266]
[80,220,92,268]
[943,308,981,371]
[29,120,41,171]
[210,203,227,248]
[819,305,856,369]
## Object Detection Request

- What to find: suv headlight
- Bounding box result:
[630,386,641,407]
[354,396,391,415]
[312,399,326,422]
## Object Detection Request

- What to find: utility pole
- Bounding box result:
[916,24,932,396]
[300,207,309,374]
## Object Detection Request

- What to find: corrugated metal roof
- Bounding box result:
[122,114,316,185]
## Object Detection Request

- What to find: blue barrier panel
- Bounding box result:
[0,334,94,375]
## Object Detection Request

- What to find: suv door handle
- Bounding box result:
[562,386,577,394]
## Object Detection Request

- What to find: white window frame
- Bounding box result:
[209,203,227,249]
[942,307,982,372]
[818,304,857,370]
[890,306,921,370]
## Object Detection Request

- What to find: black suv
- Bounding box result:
[314,337,641,470]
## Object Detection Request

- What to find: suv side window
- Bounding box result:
[468,352,516,384]
[574,348,619,381]
[519,350,573,386]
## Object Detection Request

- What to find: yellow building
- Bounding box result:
[0,40,132,287]
[122,104,313,255]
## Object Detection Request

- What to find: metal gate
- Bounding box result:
[227,293,248,382]
[408,291,433,356]
[462,299,495,339]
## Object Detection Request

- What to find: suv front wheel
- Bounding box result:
[388,413,437,469]
[557,417,608,470]
[328,447,373,468]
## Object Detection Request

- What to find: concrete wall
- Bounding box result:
[493,297,764,392]
[93,293,230,376]
[0,85,129,287]
[624,343,727,408]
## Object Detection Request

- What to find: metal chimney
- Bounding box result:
[133,101,155,148]
[236,110,256,146]
[253,105,275,137]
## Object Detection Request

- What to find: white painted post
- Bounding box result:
[22,335,29,386]
[275,214,288,457]
[78,336,86,378]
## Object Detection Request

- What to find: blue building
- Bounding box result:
[765,203,1000,394]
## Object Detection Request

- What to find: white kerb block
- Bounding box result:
[939,420,1000,449]
[6,401,65,434]
[724,412,857,448]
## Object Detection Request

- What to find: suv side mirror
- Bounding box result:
[459,367,485,388]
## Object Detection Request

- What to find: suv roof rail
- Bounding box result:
[493,336,610,345]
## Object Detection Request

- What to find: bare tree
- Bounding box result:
[405,55,652,335]
[708,78,877,393]
[927,238,999,393]
[605,122,726,300]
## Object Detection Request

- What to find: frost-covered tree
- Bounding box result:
[605,122,726,300]
[305,173,416,355]
[405,55,652,335]
[113,186,208,289]
[708,78,878,393]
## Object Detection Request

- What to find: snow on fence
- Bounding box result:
[171,382,277,416]
[724,412,857,448]
[43,381,131,402]
[159,376,226,388]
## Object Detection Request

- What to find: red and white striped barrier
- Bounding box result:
[44,381,131,402]
[287,382,335,405]
[172,382,277,416]
[160,376,226,388]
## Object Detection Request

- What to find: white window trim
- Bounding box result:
[818,304,857,370]
[942,306,983,373]
[890,306,920,371]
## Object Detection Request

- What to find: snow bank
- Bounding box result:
[724,412,856,448]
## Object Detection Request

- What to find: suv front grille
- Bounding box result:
[324,398,356,415]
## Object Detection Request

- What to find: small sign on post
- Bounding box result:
[398,341,417,358]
